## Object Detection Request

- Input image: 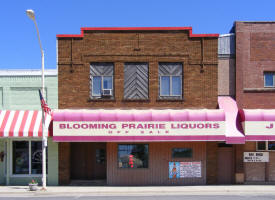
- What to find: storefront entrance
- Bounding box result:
[70,143,106,181]
[217,144,234,184]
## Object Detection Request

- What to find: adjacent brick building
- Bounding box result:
[234,22,275,184]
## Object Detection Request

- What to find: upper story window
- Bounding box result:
[264,72,275,87]
[124,62,148,100]
[159,63,182,99]
[90,63,114,99]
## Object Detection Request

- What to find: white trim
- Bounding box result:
[0,69,57,76]
[219,33,235,37]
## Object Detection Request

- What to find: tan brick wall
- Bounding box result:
[218,58,235,96]
[58,31,218,109]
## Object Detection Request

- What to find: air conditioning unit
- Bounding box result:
[102,89,112,96]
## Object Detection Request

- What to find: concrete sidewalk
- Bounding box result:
[0,185,275,197]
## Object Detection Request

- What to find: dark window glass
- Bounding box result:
[118,144,148,168]
[257,142,266,151]
[31,141,42,174]
[13,141,29,174]
[268,141,275,150]
[218,143,233,148]
[96,149,106,164]
[264,72,274,87]
[172,148,192,158]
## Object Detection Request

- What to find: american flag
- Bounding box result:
[39,89,52,116]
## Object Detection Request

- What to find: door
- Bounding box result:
[70,143,106,180]
[217,147,233,184]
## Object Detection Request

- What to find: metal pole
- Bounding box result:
[27,10,47,190]
[41,50,47,190]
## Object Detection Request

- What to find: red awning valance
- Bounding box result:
[0,110,51,137]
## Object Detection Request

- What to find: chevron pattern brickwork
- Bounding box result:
[124,63,148,100]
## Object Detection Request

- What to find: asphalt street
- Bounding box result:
[1,196,275,200]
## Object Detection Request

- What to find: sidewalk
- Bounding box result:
[0,185,275,197]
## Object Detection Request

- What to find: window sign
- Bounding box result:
[169,162,180,178]
[244,152,269,162]
[169,161,201,178]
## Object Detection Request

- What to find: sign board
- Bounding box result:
[243,122,275,135]
[53,121,225,137]
[169,161,201,178]
[243,152,269,162]
[180,162,201,178]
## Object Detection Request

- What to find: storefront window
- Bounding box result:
[172,148,192,158]
[118,144,148,168]
[257,141,266,151]
[12,141,47,175]
[268,141,275,151]
[31,142,42,174]
[13,141,29,174]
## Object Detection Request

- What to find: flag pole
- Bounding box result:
[41,50,47,190]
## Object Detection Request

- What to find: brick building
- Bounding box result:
[234,22,275,183]
[54,27,242,186]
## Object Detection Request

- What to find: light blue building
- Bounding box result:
[0,69,58,186]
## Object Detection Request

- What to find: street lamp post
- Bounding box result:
[26,9,47,190]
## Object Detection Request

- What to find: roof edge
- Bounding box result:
[0,69,58,76]
[57,27,219,39]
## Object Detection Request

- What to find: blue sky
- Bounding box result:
[0,0,274,69]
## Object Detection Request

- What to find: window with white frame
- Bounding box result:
[12,141,47,175]
[264,72,275,87]
[256,141,275,151]
[159,63,182,98]
[90,63,114,98]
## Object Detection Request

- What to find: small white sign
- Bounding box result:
[244,152,269,162]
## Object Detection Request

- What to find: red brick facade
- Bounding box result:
[236,22,275,109]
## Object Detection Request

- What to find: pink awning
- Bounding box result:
[218,97,245,144]
[240,109,275,141]
[53,109,227,142]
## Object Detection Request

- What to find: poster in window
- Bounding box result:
[180,162,201,178]
[169,162,180,179]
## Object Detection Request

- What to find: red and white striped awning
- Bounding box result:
[0,110,52,137]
